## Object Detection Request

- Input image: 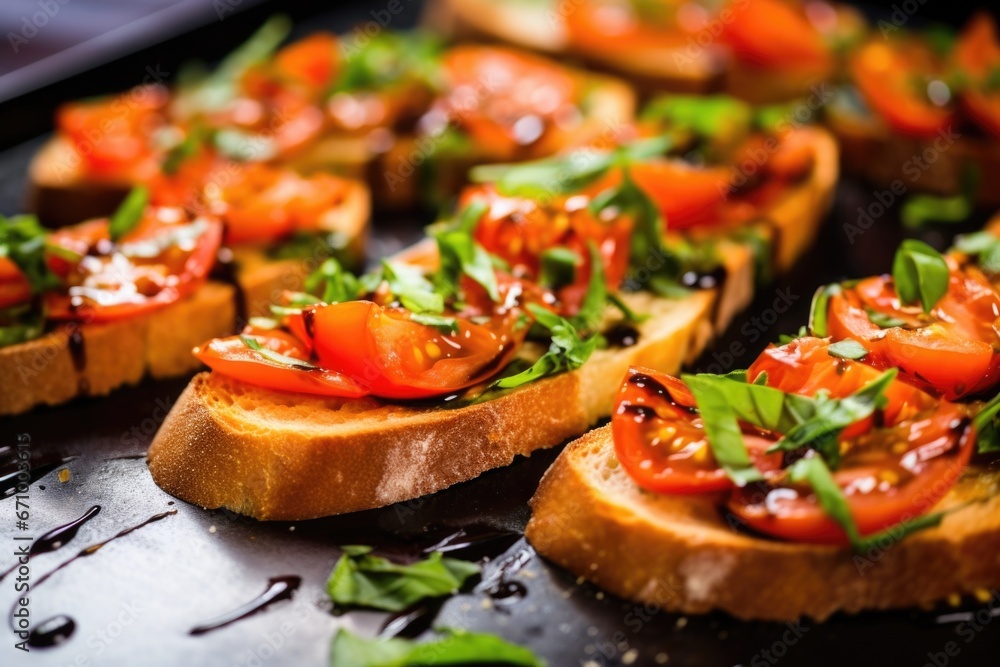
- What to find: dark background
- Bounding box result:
[2,2,1000,666]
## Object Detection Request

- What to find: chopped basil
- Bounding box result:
[410,313,459,334]
[902,166,978,229]
[766,370,895,468]
[382,261,445,314]
[777,326,808,344]
[161,126,207,175]
[331,31,443,95]
[569,242,607,332]
[329,628,544,667]
[808,283,840,337]
[492,304,599,389]
[539,247,581,290]
[240,334,315,369]
[641,94,752,146]
[108,186,149,242]
[326,546,479,612]
[952,230,1000,274]
[267,230,352,261]
[434,231,500,303]
[973,392,1000,453]
[0,305,45,349]
[827,338,868,360]
[0,214,60,295]
[606,293,649,324]
[455,200,488,235]
[305,258,362,304]
[865,307,908,329]
[892,239,949,313]
[682,375,765,486]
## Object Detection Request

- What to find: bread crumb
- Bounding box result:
[586,626,599,637]
[678,552,735,603]
[289,526,296,532]
[675,617,688,629]
[622,649,639,664]
[576,576,586,585]
[974,588,992,603]
[480,598,493,610]
[947,593,962,607]
[208,525,217,534]
[58,468,70,483]
[595,592,605,600]
[655,652,669,664]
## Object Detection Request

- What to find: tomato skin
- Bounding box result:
[311,300,527,400]
[720,0,831,71]
[274,33,339,92]
[611,367,783,494]
[43,208,223,323]
[0,258,32,309]
[850,40,954,138]
[824,263,1000,400]
[194,328,368,399]
[565,0,695,54]
[628,161,732,230]
[57,86,169,177]
[954,13,1000,140]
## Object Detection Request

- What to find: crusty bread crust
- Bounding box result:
[827,108,1000,207]
[0,283,235,416]
[526,424,1000,621]
[424,0,568,54]
[146,128,839,519]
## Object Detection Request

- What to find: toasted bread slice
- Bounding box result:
[827,106,1000,207]
[525,424,1000,621]
[423,0,567,55]
[0,283,235,416]
[146,128,838,520]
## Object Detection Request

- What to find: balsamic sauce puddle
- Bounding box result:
[189,576,302,636]
[7,508,177,648]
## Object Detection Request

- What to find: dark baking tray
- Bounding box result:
[3,3,1000,666]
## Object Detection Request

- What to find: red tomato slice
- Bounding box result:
[310,300,527,399]
[954,13,1000,140]
[0,257,32,309]
[565,0,694,54]
[44,207,223,323]
[462,184,630,315]
[274,33,339,92]
[436,46,580,159]
[824,261,1000,399]
[719,0,831,71]
[57,86,169,176]
[627,161,732,230]
[611,367,783,494]
[194,327,367,399]
[850,40,954,138]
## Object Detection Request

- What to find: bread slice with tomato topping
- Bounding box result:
[525,422,1000,621]
[145,127,838,520]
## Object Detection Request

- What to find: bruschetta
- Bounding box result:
[147,105,838,520]
[527,228,1000,620]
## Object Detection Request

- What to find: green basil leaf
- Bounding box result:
[641,94,752,143]
[331,31,443,95]
[0,304,45,348]
[606,293,649,324]
[681,374,764,485]
[569,242,607,332]
[973,392,1000,453]
[240,335,316,369]
[305,258,362,304]
[108,186,149,242]
[903,165,978,229]
[492,304,598,389]
[827,338,868,360]
[471,151,615,200]
[0,214,61,295]
[382,261,444,314]
[952,230,1000,275]
[326,548,479,612]
[892,239,949,313]
[434,231,500,303]
[539,247,581,290]
[777,326,808,344]
[410,313,459,334]
[808,283,840,337]
[865,307,908,329]
[330,628,544,667]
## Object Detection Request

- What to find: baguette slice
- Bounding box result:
[0,283,235,416]
[423,0,568,55]
[526,424,1000,621]
[146,128,838,520]
[827,105,1000,207]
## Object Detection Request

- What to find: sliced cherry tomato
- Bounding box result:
[461,184,631,315]
[310,300,527,400]
[57,86,169,176]
[44,207,223,323]
[565,0,695,54]
[0,257,32,309]
[194,327,368,399]
[274,33,339,92]
[612,366,783,494]
[954,12,1000,140]
[204,163,350,245]
[435,46,580,159]
[850,40,954,138]
[825,260,1000,400]
[719,0,831,71]
[627,161,733,230]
